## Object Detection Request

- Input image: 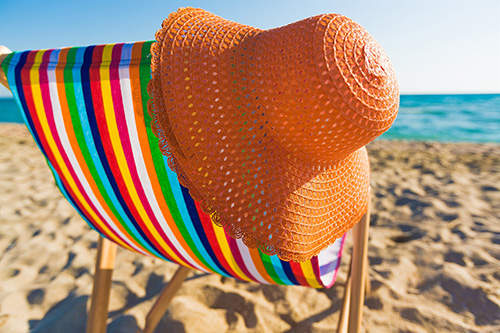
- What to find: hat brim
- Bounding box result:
[148,8,377,261]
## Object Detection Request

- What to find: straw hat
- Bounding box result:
[148,7,399,261]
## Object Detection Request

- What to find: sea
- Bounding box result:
[1,94,499,143]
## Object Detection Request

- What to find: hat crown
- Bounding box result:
[149,8,399,261]
[363,40,391,80]
[246,14,399,165]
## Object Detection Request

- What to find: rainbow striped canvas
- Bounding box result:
[2,41,345,288]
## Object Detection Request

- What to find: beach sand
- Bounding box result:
[0,123,499,332]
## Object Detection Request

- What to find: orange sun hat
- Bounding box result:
[148,7,399,261]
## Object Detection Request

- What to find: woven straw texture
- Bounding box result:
[149,7,399,261]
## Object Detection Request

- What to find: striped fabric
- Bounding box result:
[2,41,345,288]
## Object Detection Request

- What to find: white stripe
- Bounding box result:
[118,45,205,272]
[317,237,343,286]
[46,50,148,256]
[236,239,270,284]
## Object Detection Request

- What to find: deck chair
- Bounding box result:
[0,39,371,332]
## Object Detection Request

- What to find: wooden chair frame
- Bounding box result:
[86,206,370,333]
[1,46,370,333]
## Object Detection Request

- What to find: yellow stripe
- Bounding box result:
[212,224,252,282]
[30,50,130,250]
[99,45,182,263]
[55,48,145,254]
[300,261,323,288]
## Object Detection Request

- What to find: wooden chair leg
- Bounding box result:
[347,202,370,333]
[87,236,117,333]
[142,266,191,333]
[365,258,371,296]
[337,256,352,333]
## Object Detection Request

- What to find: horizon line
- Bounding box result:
[1,92,499,99]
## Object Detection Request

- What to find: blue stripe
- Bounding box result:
[10,51,47,156]
[68,45,165,259]
[47,49,60,75]
[269,255,295,285]
[319,237,343,276]
[166,163,227,276]
[279,261,300,285]
[79,45,166,259]
[170,175,231,277]
[5,51,97,232]
[50,160,99,233]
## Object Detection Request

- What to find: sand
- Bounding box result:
[0,123,499,332]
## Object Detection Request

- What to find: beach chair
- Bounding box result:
[2,7,402,331]
[0,42,371,333]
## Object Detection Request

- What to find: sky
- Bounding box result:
[0,0,499,97]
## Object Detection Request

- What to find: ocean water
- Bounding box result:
[0,98,24,123]
[1,94,499,143]
[380,94,500,143]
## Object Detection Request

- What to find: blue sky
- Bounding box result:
[0,0,499,97]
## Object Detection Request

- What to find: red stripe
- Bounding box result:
[310,256,323,286]
[108,44,185,259]
[195,202,240,277]
[89,45,178,261]
[108,45,162,235]
[227,236,257,281]
[289,261,308,286]
[20,51,97,232]
[39,49,127,245]
[21,51,109,239]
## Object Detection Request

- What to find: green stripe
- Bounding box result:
[138,41,212,271]
[63,46,145,250]
[1,52,15,83]
[258,250,285,285]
